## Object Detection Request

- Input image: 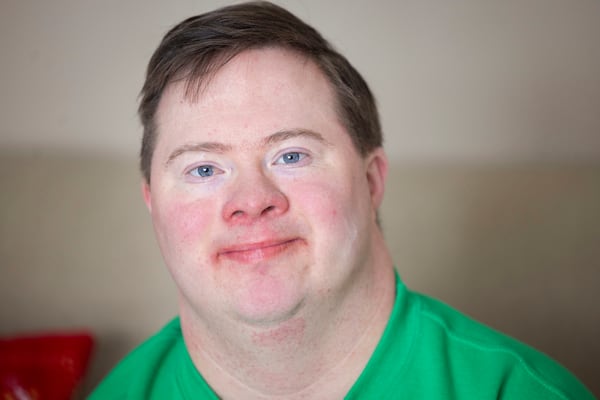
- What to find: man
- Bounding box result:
[91,2,594,399]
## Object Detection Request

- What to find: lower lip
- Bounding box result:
[219,239,301,264]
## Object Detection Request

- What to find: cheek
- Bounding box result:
[286,168,372,259]
[288,177,355,228]
[154,196,216,251]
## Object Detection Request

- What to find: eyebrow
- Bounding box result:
[262,128,330,147]
[166,142,232,166]
[165,128,330,167]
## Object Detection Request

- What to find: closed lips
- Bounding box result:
[218,238,302,263]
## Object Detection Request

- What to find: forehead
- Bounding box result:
[154,47,343,146]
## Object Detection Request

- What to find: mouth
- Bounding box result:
[218,238,302,264]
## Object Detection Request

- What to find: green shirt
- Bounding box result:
[90,274,594,399]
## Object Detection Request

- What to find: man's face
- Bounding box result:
[144,48,387,327]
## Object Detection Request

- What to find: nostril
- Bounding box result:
[232,210,245,218]
[262,205,276,215]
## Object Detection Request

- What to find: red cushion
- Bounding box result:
[0,331,94,400]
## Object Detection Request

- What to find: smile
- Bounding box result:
[218,238,302,264]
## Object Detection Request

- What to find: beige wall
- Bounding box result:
[1,151,598,396]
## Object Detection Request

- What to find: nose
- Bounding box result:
[222,168,289,224]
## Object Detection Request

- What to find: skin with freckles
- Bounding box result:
[142,47,396,399]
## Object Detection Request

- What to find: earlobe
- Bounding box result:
[141,181,152,213]
[365,148,388,209]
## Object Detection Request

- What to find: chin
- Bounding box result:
[229,274,306,326]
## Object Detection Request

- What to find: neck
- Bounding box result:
[181,237,396,399]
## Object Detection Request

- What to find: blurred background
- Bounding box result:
[1,0,599,397]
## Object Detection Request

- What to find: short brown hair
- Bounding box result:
[139,1,382,183]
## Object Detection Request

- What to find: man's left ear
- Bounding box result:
[365,148,388,209]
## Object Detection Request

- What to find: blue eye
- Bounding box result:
[190,165,214,177]
[279,152,304,164]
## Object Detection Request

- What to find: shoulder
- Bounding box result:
[411,291,594,399]
[89,318,183,399]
